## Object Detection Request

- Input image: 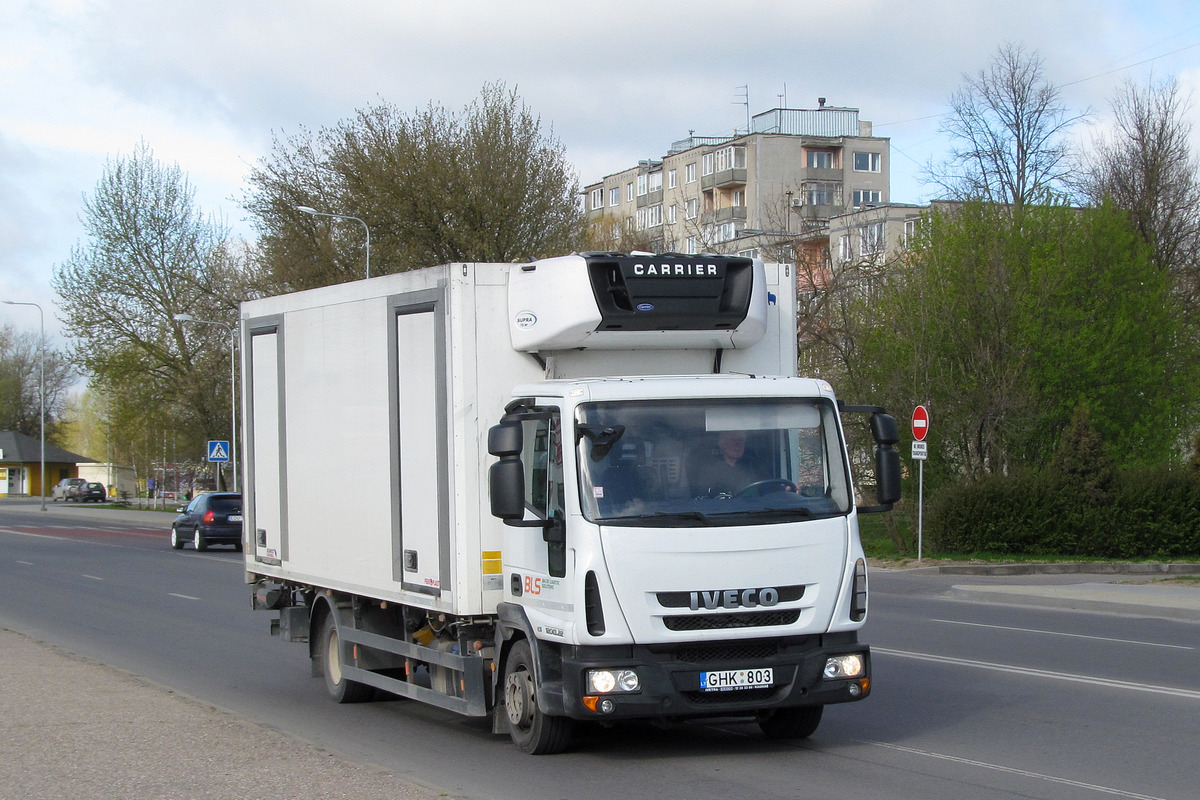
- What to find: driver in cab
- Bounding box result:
[694,430,757,497]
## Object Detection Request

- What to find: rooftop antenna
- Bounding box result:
[734,85,749,133]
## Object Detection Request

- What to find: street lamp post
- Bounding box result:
[1,300,45,510]
[296,205,371,280]
[174,314,238,493]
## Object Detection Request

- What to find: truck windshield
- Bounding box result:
[575,398,852,526]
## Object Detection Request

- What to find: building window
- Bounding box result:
[686,235,699,253]
[807,151,834,169]
[703,146,746,176]
[706,222,740,243]
[731,190,744,207]
[685,163,697,183]
[609,187,620,207]
[648,171,662,193]
[852,189,882,207]
[853,152,881,172]
[839,235,853,262]
[637,174,647,197]
[590,188,603,210]
[806,182,839,206]
[667,204,677,224]
[637,204,663,230]
[685,198,698,220]
[626,182,634,201]
[668,169,677,189]
[859,222,885,256]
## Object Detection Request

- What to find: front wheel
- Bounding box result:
[502,638,572,754]
[317,611,372,703]
[170,526,184,550]
[757,705,823,739]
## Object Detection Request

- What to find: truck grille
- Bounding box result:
[674,642,780,663]
[663,609,801,631]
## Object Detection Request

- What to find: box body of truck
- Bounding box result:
[242,254,898,753]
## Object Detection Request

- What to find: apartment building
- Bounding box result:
[582,101,891,258]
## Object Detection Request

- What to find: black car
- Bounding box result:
[171,492,243,551]
[78,482,106,502]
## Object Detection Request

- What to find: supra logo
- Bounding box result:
[689,587,780,611]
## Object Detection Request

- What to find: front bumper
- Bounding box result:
[544,632,870,722]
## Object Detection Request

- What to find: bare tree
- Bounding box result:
[244,83,586,292]
[927,43,1084,207]
[1079,76,1200,312]
[0,324,74,442]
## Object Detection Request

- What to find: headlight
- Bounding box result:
[586,668,640,694]
[823,653,865,679]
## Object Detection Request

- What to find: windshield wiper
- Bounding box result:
[599,511,717,526]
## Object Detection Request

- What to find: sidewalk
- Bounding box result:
[0,628,444,800]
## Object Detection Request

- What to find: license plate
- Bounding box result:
[699,667,773,691]
[229,514,243,522]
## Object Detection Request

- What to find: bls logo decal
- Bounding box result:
[524,575,542,595]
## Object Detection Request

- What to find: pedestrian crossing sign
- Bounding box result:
[207,440,230,462]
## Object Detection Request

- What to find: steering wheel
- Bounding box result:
[735,479,796,497]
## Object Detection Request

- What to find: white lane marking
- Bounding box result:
[168,593,201,601]
[875,648,1200,700]
[860,740,1169,800]
[932,618,1194,650]
[16,560,33,565]
[81,574,103,581]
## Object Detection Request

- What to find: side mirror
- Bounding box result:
[488,421,522,457]
[875,444,902,506]
[870,412,899,446]
[488,459,526,520]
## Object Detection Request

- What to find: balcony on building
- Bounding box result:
[701,168,747,190]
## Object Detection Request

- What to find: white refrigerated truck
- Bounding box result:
[242,252,900,754]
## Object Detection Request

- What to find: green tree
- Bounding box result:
[51,141,247,472]
[244,83,586,292]
[856,200,1194,483]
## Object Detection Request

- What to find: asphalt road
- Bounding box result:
[1,497,1197,800]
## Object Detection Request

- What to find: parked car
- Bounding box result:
[51,478,85,501]
[78,482,106,502]
[170,492,243,551]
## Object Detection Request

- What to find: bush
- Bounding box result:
[925,464,1200,559]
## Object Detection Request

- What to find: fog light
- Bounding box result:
[823,653,865,679]
[598,698,615,714]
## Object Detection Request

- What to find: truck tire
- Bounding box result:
[317,612,372,703]
[502,638,572,755]
[757,705,823,739]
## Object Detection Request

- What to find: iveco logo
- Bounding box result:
[689,587,780,611]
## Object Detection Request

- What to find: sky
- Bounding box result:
[2,0,1200,351]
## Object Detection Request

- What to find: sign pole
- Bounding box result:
[911,405,929,563]
[917,459,924,562]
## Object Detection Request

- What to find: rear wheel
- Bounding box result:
[757,705,823,739]
[317,611,372,703]
[192,529,207,552]
[502,638,572,754]
[170,526,184,550]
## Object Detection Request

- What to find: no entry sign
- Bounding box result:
[912,405,929,441]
